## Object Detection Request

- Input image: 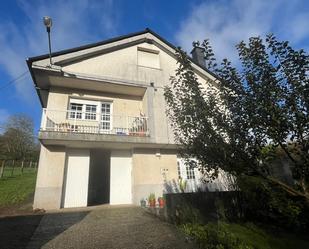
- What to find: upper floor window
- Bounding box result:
[137,47,160,69]
[68,98,103,121]
[85,104,97,120]
[69,103,83,119]
[100,103,111,130]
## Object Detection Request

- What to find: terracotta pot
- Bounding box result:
[149,199,156,208]
[158,198,165,208]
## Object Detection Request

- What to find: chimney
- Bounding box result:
[190,41,206,67]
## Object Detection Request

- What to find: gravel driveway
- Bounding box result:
[1,205,195,249]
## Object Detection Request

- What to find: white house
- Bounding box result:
[27,28,227,210]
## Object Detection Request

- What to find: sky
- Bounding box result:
[0,0,308,132]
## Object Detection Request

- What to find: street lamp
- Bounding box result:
[43,16,53,65]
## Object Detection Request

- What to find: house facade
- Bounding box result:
[27,29,223,210]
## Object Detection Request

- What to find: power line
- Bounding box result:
[0,71,29,91]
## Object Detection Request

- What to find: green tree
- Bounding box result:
[164,35,309,198]
[0,114,38,160]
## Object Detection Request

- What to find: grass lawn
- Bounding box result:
[0,170,37,208]
[1,166,36,178]
[181,222,309,249]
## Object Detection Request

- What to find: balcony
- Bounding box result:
[40,109,149,137]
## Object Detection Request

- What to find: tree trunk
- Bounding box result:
[11,160,15,176]
[21,161,24,175]
[0,160,5,178]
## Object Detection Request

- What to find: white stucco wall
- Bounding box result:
[59,42,214,145]
[33,145,66,210]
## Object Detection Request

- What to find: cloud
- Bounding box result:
[175,0,309,63]
[0,0,119,104]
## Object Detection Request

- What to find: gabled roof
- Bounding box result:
[26,28,220,107]
[26,28,219,79]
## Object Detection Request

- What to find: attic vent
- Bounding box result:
[137,47,160,69]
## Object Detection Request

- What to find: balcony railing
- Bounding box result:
[40,109,149,136]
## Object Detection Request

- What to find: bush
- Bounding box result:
[181,222,252,249]
[180,222,309,249]
[174,202,204,224]
[238,176,309,230]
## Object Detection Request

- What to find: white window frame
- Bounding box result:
[186,164,195,180]
[68,98,100,121]
[100,102,113,131]
[69,103,83,120]
[85,104,97,120]
[177,158,196,180]
[68,98,113,128]
[137,47,161,69]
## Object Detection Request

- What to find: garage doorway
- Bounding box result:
[88,149,110,206]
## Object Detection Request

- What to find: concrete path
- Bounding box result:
[0,205,195,249]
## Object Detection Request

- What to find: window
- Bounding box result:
[177,161,182,179]
[85,105,97,120]
[68,99,101,121]
[68,98,112,131]
[100,103,111,130]
[69,103,83,119]
[137,47,160,69]
[186,165,195,180]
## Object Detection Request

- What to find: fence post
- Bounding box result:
[0,160,5,178]
[11,160,15,176]
[29,161,32,168]
[21,161,24,175]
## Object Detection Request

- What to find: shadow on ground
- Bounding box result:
[0,211,89,249]
[0,206,195,249]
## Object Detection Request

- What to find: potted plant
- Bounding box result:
[148,193,156,208]
[179,177,187,193]
[140,198,146,208]
[158,196,165,208]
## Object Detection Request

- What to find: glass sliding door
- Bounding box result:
[100,102,112,133]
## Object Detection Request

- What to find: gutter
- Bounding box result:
[26,58,45,107]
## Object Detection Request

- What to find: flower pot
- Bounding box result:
[140,199,146,208]
[149,199,156,208]
[158,198,165,208]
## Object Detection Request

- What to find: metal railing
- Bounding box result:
[40,109,149,136]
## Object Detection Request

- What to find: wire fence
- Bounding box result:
[0,159,38,179]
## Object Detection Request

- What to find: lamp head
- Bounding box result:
[43,16,52,30]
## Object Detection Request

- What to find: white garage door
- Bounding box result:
[110,150,132,204]
[64,149,90,208]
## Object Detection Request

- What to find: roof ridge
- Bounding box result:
[27,29,150,62]
[26,28,219,81]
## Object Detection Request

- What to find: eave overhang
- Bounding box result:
[26,28,221,107]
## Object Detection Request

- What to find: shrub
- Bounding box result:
[174,202,204,224]
[181,222,252,249]
[238,175,309,230]
[148,193,156,201]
